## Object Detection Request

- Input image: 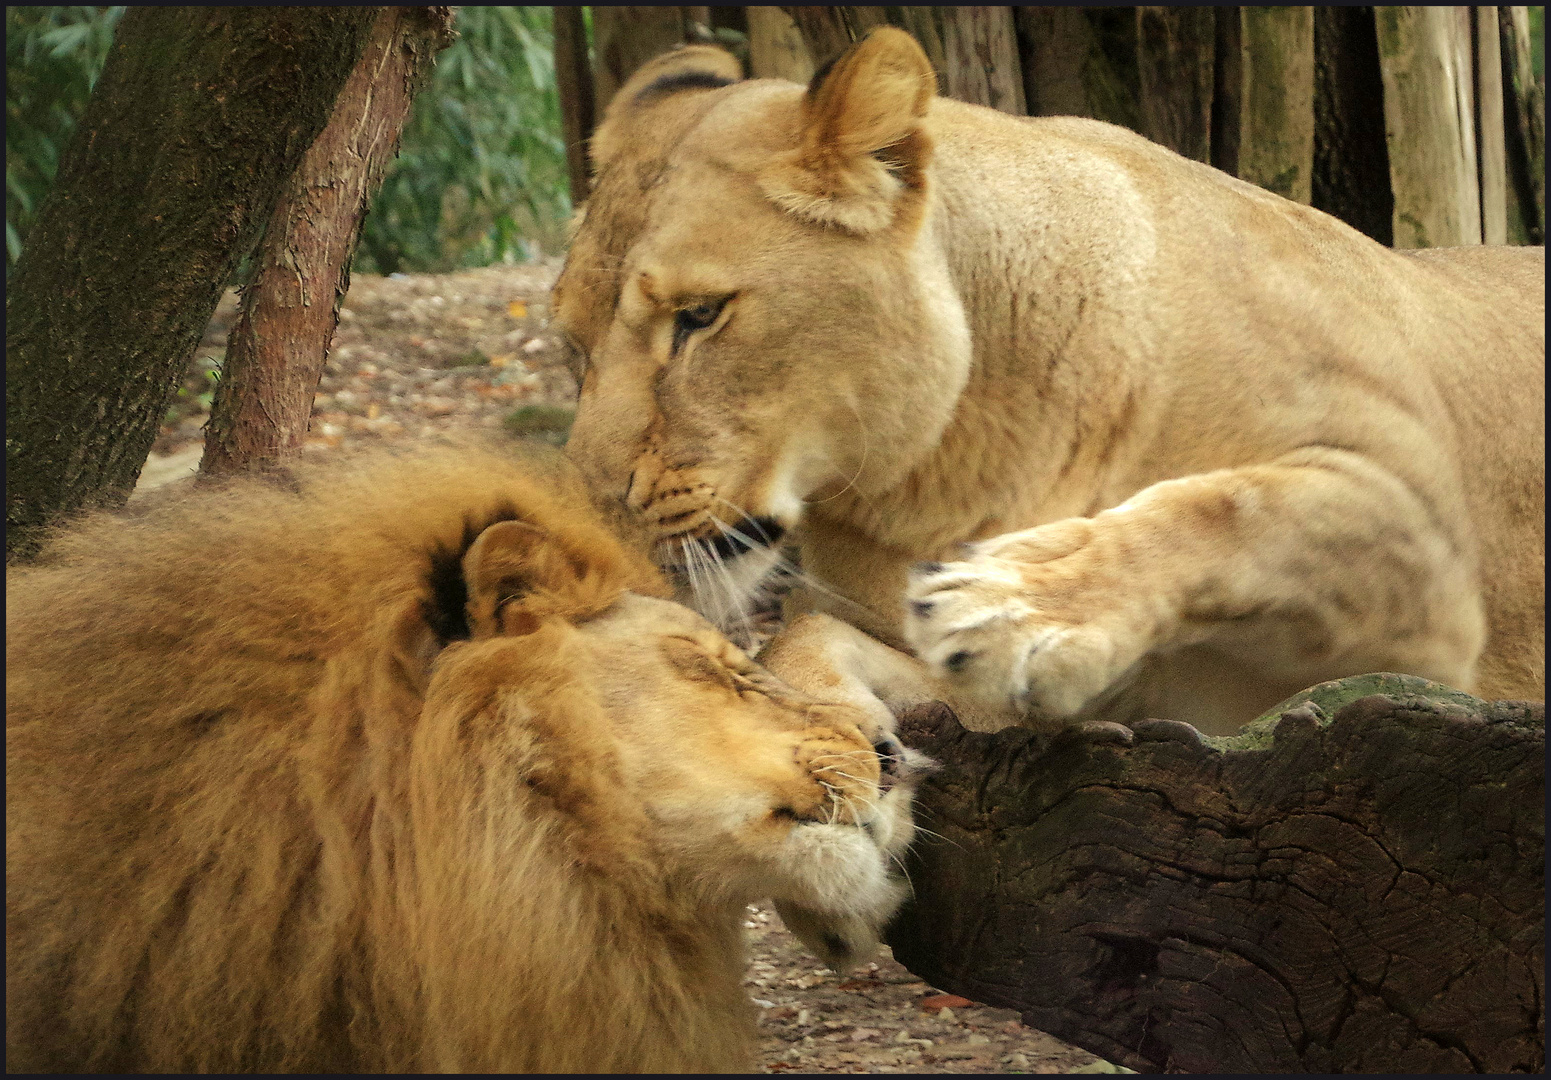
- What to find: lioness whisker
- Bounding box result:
[802,395,870,507]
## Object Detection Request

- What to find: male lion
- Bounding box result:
[5,443,923,1073]
[553,29,1545,737]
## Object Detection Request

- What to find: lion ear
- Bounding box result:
[758,27,936,235]
[590,44,744,174]
[461,519,562,638]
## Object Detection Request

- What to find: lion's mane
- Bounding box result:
[6,443,767,1073]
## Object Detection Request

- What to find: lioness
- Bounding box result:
[5,442,923,1073]
[553,29,1545,737]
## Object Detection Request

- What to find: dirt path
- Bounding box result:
[142,266,1121,1075]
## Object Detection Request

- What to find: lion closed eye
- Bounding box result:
[5,440,924,1074]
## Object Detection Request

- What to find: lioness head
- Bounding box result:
[554,30,970,626]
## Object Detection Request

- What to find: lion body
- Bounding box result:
[6,443,916,1072]
[556,33,1544,736]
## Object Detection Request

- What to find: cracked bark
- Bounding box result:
[200,7,453,479]
[885,675,1544,1073]
[5,7,380,559]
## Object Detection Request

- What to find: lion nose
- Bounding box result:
[873,735,905,790]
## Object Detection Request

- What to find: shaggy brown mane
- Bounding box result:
[8,439,819,1073]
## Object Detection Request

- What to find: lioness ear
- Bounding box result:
[590,44,744,174]
[758,27,936,235]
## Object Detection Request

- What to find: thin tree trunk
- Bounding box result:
[781,7,889,67]
[1474,6,1509,244]
[200,8,452,480]
[554,5,596,206]
[1376,6,1484,247]
[5,7,379,560]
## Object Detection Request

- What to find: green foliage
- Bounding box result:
[356,6,571,274]
[1531,7,1543,82]
[5,6,124,271]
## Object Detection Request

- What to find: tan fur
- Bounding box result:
[555,29,1545,737]
[6,441,920,1073]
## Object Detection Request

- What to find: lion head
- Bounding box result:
[554,30,971,629]
[5,441,923,1073]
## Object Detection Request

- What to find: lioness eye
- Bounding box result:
[671,297,730,355]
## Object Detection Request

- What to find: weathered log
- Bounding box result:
[886,674,1545,1074]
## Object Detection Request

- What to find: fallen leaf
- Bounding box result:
[919,994,974,1012]
[488,353,513,369]
[508,299,528,318]
[366,403,381,420]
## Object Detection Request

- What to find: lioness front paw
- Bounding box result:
[902,531,1154,721]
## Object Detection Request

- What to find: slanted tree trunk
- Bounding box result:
[4,7,380,560]
[886,675,1545,1074]
[200,7,453,480]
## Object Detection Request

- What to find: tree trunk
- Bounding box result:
[1014,7,1142,132]
[1312,6,1395,244]
[554,5,596,206]
[1375,6,1484,248]
[781,7,888,68]
[1500,6,1546,244]
[1233,7,1315,202]
[893,7,1025,114]
[199,8,452,480]
[590,6,692,112]
[748,6,816,83]
[5,7,380,560]
[885,675,1545,1074]
[1474,7,1509,244]
[1134,7,1216,162]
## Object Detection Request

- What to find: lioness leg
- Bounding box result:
[904,448,1485,733]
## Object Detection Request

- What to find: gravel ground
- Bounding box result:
[140,265,1122,1074]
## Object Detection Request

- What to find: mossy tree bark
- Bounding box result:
[885,677,1545,1074]
[5,6,380,560]
[199,7,453,480]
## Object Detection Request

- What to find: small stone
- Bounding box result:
[967,1032,991,1045]
[936,1007,956,1023]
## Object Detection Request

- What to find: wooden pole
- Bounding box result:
[1375,6,1483,247]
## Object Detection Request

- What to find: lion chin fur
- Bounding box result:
[6,441,770,1073]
